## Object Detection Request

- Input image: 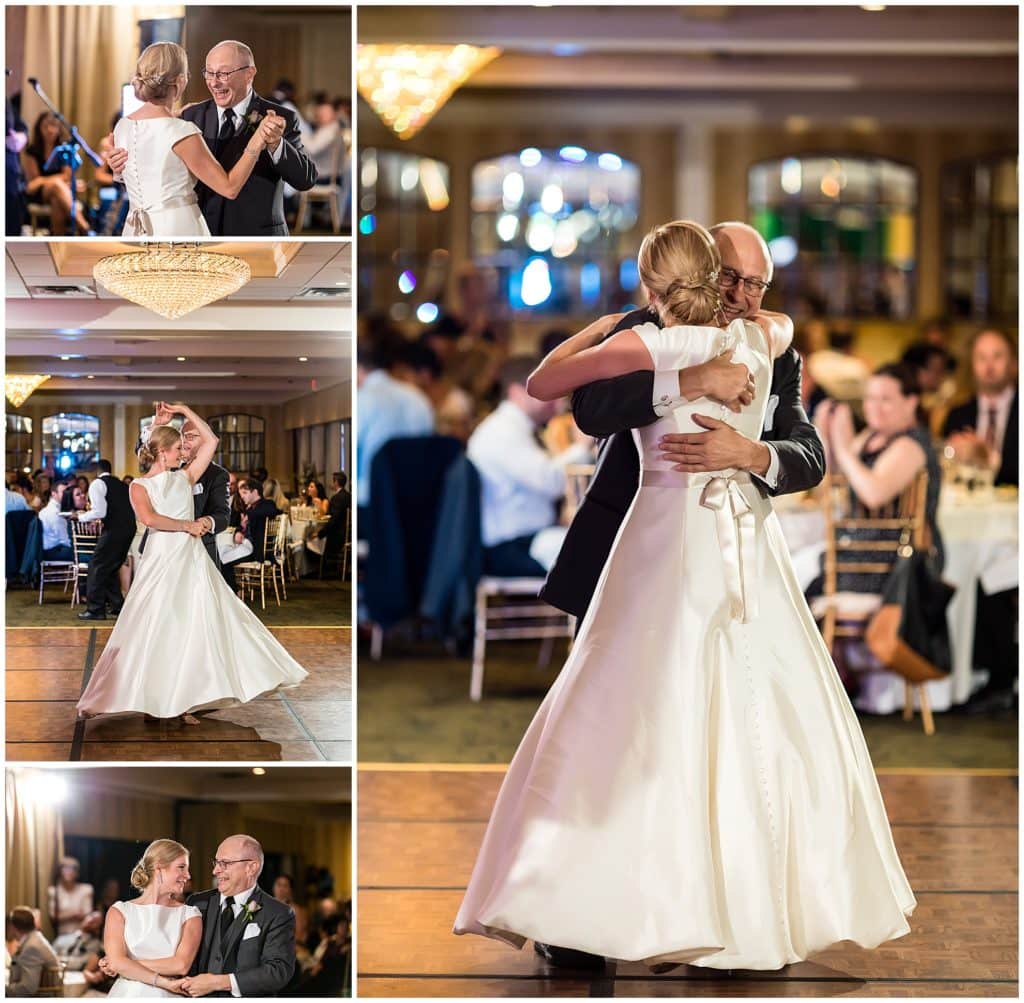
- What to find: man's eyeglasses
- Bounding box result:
[212,857,255,869]
[201,66,253,83]
[720,266,771,295]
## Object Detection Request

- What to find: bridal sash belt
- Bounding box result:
[640,469,758,623]
[125,194,199,235]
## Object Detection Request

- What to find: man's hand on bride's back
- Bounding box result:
[680,350,755,413]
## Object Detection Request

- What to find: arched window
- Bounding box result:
[471,147,641,314]
[6,415,32,476]
[942,154,1017,322]
[209,414,265,474]
[358,148,452,323]
[41,413,100,475]
[748,155,918,318]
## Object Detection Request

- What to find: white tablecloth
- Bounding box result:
[290,514,329,576]
[775,487,1019,713]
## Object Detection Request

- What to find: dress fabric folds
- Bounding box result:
[454,319,915,969]
[77,470,307,718]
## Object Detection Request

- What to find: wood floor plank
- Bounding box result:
[5,627,105,646]
[358,820,1017,893]
[359,889,1017,981]
[6,701,81,742]
[6,671,85,701]
[4,743,73,760]
[6,647,84,670]
[357,977,591,997]
[76,741,287,761]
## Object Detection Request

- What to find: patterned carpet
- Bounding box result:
[358,638,1017,768]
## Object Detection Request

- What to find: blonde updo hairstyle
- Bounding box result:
[138,424,182,474]
[638,220,722,327]
[130,839,189,891]
[132,42,189,104]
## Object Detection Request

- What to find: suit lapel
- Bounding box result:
[203,101,219,142]
[221,887,261,961]
[200,894,220,964]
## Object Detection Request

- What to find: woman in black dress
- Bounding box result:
[22,111,90,234]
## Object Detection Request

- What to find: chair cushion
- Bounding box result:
[478,576,548,596]
[810,592,883,619]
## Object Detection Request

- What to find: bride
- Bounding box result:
[113,42,281,236]
[103,839,199,997]
[454,221,915,970]
[76,403,307,721]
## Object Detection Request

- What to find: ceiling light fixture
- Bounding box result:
[357,44,501,139]
[93,244,251,319]
[5,374,50,408]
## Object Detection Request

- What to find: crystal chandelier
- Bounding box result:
[357,43,501,140]
[93,245,252,319]
[5,374,50,408]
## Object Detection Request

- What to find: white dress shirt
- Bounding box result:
[76,474,109,522]
[218,884,258,998]
[39,497,71,551]
[468,401,591,548]
[217,91,283,165]
[975,385,1015,456]
[649,339,780,489]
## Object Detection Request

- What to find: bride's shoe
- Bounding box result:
[180,713,201,726]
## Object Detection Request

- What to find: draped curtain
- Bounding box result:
[5,770,64,940]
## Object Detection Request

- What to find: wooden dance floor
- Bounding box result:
[358,767,1018,998]
[6,626,351,762]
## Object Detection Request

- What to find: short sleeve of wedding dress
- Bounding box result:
[183,905,201,922]
[167,118,202,148]
[634,320,734,371]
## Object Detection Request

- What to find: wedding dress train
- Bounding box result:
[114,117,209,236]
[454,318,915,969]
[77,469,307,718]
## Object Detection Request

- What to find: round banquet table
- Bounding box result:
[774,486,1019,714]
[289,511,330,577]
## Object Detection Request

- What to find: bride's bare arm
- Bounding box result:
[164,403,218,485]
[129,482,203,536]
[102,907,188,991]
[527,314,653,401]
[171,113,282,199]
[126,916,203,977]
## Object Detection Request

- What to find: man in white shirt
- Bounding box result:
[468,355,592,576]
[6,475,32,512]
[356,330,435,513]
[39,479,74,562]
[180,835,295,998]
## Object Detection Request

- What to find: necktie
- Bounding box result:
[217,108,236,150]
[220,896,235,945]
[985,405,999,451]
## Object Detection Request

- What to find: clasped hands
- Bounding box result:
[97,957,223,996]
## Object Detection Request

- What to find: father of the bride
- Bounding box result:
[180,834,295,997]
[109,39,316,235]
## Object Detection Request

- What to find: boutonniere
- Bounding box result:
[241,901,262,923]
[243,109,264,136]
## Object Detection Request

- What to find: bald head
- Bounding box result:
[213,834,264,897]
[204,40,257,109]
[710,221,773,322]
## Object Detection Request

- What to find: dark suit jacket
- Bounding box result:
[244,498,282,562]
[182,93,316,236]
[140,462,231,566]
[319,487,351,548]
[941,391,1018,486]
[541,307,826,619]
[188,887,295,998]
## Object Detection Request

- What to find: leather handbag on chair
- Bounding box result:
[865,551,956,683]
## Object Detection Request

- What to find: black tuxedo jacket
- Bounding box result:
[244,498,281,562]
[139,463,231,566]
[319,488,351,546]
[188,886,295,998]
[942,390,1018,486]
[541,308,826,619]
[181,93,316,236]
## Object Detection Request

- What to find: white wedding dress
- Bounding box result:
[455,319,916,969]
[114,117,210,236]
[107,900,201,998]
[76,469,307,718]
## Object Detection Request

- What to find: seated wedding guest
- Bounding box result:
[815,363,943,595]
[30,473,51,511]
[271,79,311,136]
[263,478,291,514]
[943,328,1018,487]
[272,875,310,961]
[6,906,61,997]
[48,855,95,937]
[251,466,270,485]
[227,470,245,529]
[60,482,88,515]
[304,480,330,516]
[6,474,32,512]
[301,913,350,996]
[39,479,74,562]
[807,327,871,403]
[397,340,475,441]
[468,355,593,576]
[52,909,103,977]
[223,477,280,572]
[901,340,957,435]
[22,111,92,234]
[75,474,90,496]
[312,472,350,567]
[356,319,435,514]
[305,93,345,182]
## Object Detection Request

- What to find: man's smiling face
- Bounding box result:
[713,225,772,323]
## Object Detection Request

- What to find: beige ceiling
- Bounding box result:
[5,240,352,405]
[8,766,352,806]
[358,5,1017,126]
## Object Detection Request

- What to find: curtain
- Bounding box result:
[19,5,166,175]
[5,770,64,940]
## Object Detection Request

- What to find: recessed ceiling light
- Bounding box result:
[86,375,95,380]
[60,355,70,361]
[177,356,186,362]
[252,767,266,776]
[298,357,308,362]
[860,4,886,9]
